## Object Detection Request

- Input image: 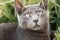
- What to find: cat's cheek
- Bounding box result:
[18,22,23,28]
[37,22,40,26]
[37,20,43,26]
[27,21,36,28]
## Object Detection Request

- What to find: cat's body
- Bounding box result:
[12,27,49,40]
[0,0,50,40]
[0,23,49,40]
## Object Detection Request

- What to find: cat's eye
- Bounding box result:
[25,14,31,17]
[40,11,43,14]
[38,11,43,16]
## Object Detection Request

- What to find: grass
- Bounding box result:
[0,0,60,40]
[55,27,60,40]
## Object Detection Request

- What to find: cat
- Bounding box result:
[0,0,50,40]
[14,0,50,40]
[15,0,49,31]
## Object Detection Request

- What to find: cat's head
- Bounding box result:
[15,0,49,31]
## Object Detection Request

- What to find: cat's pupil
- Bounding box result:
[38,14,39,16]
[37,12,40,16]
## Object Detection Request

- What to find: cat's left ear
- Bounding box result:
[15,0,24,15]
[39,0,48,10]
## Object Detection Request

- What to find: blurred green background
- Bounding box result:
[0,0,60,40]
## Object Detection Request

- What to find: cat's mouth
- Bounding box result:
[33,24,40,28]
[30,24,42,31]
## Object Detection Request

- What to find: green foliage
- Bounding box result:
[0,3,17,23]
[49,0,60,28]
[55,27,60,40]
[49,0,60,40]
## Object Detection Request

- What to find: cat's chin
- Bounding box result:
[30,27,43,31]
[28,25,43,31]
[19,26,43,31]
[19,23,43,31]
[24,26,43,31]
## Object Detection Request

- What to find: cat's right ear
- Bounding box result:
[39,0,48,10]
[15,0,24,15]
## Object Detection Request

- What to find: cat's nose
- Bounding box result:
[33,20,38,23]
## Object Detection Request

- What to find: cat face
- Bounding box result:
[15,0,49,31]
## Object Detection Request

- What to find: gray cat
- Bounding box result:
[0,0,50,40]
[15,0,49,31]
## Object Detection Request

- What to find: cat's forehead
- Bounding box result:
[24,4,43,12]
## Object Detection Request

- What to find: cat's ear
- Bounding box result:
[15,0,24,15]
[39,0,48,10]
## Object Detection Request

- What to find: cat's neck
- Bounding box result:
[17,26,48,37]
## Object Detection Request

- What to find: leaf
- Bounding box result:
[0,0,14,5]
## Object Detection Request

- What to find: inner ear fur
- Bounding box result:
[40,0,48,10]
[15,0,24,15]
